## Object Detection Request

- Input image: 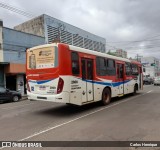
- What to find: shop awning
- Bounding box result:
[0,62,10,65]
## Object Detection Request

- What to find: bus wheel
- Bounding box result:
[133,85,137,95]
[102,88,111,105]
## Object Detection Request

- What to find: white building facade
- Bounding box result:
[110,49,127,58]
[141,57,160,78]
[116,49,127,58]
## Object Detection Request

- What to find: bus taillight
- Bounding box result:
[57,77,64,94]
[27,81,30,92]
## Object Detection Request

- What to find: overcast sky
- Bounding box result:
[1,0,160,59]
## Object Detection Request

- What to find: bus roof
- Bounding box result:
[27,43,57,51]
[28,43,141,65]
[69,45,131,63]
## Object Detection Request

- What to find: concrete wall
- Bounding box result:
[14,15,45,37]
[3,27,45,64]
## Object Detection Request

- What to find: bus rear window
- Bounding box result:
[27,46,58,69]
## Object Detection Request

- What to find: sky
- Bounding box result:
[1,0,160,59]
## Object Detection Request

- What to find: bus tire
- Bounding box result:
[132,85,137,95]
[101,88,111,105]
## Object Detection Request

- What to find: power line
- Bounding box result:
[107,38,160,44]
[0,1,36,18]
[106,40,160,52]
[126,45,160,50]
[106,34,160,44]
[106,33,160,51]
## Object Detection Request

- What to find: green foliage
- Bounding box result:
[107,51,116,56]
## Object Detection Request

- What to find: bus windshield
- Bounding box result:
[27,46,58,70]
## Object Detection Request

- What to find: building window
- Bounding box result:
[71,52,79,75]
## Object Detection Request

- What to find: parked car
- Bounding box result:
[154,76,160,86]
[143,77,154,85]
[0,87,22,103]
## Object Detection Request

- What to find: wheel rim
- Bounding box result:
[103,90,110,104]
[13,96,19,102]
[104,93,109,102]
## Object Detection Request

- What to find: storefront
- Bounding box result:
[4,63,26,95]
[0,62,9,87]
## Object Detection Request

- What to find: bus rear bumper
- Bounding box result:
[27,92,70,103]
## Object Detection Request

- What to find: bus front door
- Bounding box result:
[81,58,94,103]
[139,67,142,89]
[117,64,124,96]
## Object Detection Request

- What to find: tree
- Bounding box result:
[107,50,117,56]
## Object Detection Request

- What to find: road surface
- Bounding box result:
[0,85,160,150]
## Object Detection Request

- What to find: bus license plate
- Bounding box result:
[39,86,46,90]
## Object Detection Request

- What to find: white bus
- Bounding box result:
[26,43,143,105]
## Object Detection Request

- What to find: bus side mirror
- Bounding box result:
[143,68,146,72]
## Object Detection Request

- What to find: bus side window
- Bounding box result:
[117,64,123,78]
[131,64,138,75]
[96,57,107,76]
[71,52,80,75]
[119,64,123,78]
[107,59,116,76]
[125,62,132,76]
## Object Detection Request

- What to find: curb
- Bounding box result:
[21,96,28,101]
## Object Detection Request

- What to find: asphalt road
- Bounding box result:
[0,85,160,150]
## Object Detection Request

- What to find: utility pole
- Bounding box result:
[136,54,139,61]
[136,54,143,62]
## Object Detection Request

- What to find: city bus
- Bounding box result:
[26,43,143,106]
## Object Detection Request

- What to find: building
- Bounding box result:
[115,49,127,58]
[108,49,127,58]
[1,14,106,95]
[0,20,45,95]
[141,57,160,78]
[14,14,106,52]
